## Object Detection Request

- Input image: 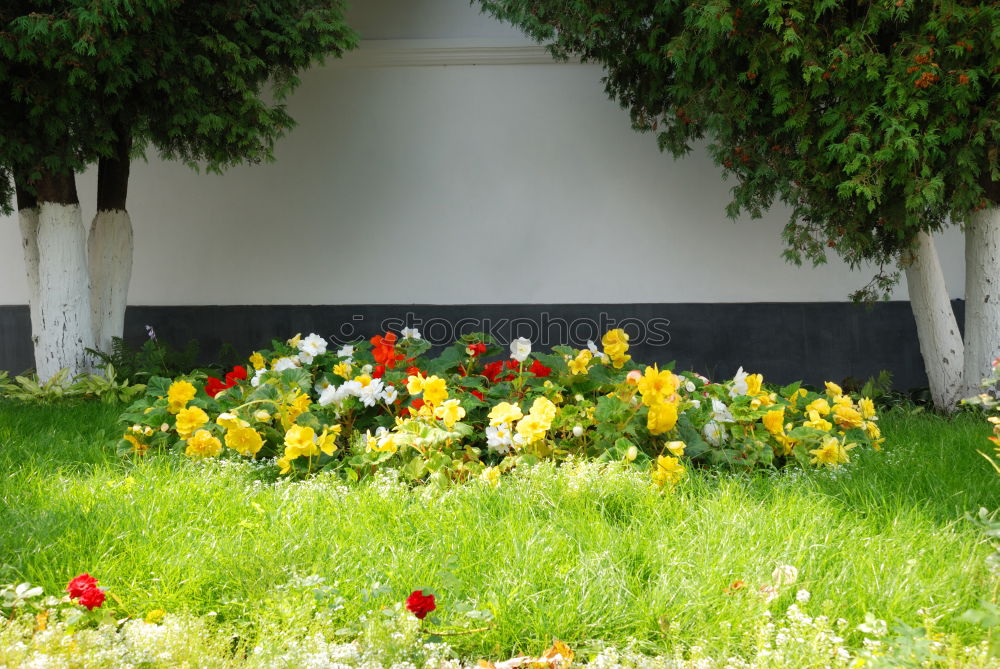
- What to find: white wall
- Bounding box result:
[0,0,966,306]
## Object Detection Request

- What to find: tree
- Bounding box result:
[476,0,998,408]
[1,2,358,379]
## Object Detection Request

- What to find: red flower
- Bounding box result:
[466,342,487,357]
[530,359,552,377]
[225,365,247,385]
[205,376,227,398]
[405,590,436,619]
[483,361,504,383]
[470,389,485,401]
[406,366,422,377]
[372,333,404,369]
[373,364,386,379]
[66,574,98,599]
[77,587,106,610]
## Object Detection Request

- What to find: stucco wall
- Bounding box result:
[0,0,967,307]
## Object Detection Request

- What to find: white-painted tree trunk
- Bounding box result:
[904,230,964,410]
[35,203,94,380]
[88,209,133,354]
[17,206,41,349]
[963,206,1000,397]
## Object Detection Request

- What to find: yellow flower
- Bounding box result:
[421,376,448,407]
[601,329,631,369]
[406,373,425,395]
[489,402,524,427]
[287,333,302,347]
[366,429,398,453]
[317,424,342,455]
[528,396,557,423]
[762,408,786,436]
[750,393,776,409]
[249,352,265,371]
[333,361,352,379]
[515,415,549,444]
[481,466,501,487]
[787,388,808,405]
[745,374,764,397]
[802,410,832,432]
[832,404,864,429]
[216,412,248,431]
[809,436,855,466]
[175,406,209,439]
[285,391,312,425]
[167,380,197,414]
[637,366,678,406]
[354,374,372,388]
[123,433,147,454]
[185,429,222,458]
[284,425,318,459]
[647,401,678,435]
[652,455,686,488]
[825,381,843,397]
[277,456,293,475]
[864,421,881,440]
[253,410,272,422]
[568,350,593,375]
[225,427,263,457]
[665,440,686,457]
[434,399,467,428]
[805,398,831,416]
[859,397,876,419]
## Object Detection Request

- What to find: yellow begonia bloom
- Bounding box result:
[366,430,398,454]
[434,399,467,428]
[805,398,831,416]
[809,437,855,466]
[825,381,843,397]
[333,362,352,379]
[285,392,312,425]
[317,425,342,455]
[167,380,197,414]
[750,393,776,409]
[175,406,209,440]
[489,402,524,427]
[637,366,678,406]
[859,397,876,419]
[864,421,881,440]
[515,415,549,444]
[354,374,372,388]
[481,466,500,487]
[287,333,302,347]
[762,408,786,436]
[277,456,293,475]
[185,429,222,458]
[225,427,263,457]
[652,455,686,487]
[123,433,146,454]
[216,412,248,431]
[745,374,764,397]
[284,425,318,459]
[787,388,808,404]
[665,440,686,457]
[647,401,678,435]
[254,410,272,422]
[568,350,593,375]
[601,329,632,369]
[406,373,425,395]
[249,352,266,371]
[421,376,448,407]
[528,396,557,423]
[803,410,833,432]
[832,404,864,429]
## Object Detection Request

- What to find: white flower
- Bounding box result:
[272,357,299,372]
[298,333,328,357]
[587,340,609,361]
[318,385,340,407]
[730,366,749,397]
[250,369,266,387]
[336,344,354,361]
[711,398,734,423]
[486,425,514,453]
[572,425,584,438]
[339,380,363,398]
[703,420,726,446]
[297,351,314,365]
[509,337,532,363]
[315,378,332,393]
[358,379,385,407]
[400,327,421,340]
[361,364,373,375]
[796,589,811,603]
[772,564,799,587]
[381,385,398,404]
[684,380,696,393]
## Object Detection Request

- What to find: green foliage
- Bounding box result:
[0,365,145,403]
[476,0,999,298]
[88,336,204,382]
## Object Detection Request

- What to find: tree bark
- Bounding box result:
[963,205,1000,397]
[15,182,40,354]
[33,171,94,380]
[89,130,133,354]
[904,230,965,410]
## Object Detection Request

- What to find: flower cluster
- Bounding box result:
[117,328,883,486]
[66,573,106,611]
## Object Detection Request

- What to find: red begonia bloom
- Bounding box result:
[205,377,227,397]
[470,389,485,401]
[467,343,487,357]
[372,333,404,368]
[77,586,106,610]
[530,359,552,377]
[66,574,98,599]
[226,366,247,384]
[405,590,436,619]
[373,364,386,379]
[483,361,503,383]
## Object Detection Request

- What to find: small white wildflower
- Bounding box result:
[795,589,811,603]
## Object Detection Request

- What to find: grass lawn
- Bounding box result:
[0,401,997,667]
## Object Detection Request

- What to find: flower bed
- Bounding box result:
[117,329,883,486]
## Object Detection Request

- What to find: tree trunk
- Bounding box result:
[33,172,94,380]
[963,205,1000,397]
[89,132,133,354]
[15,183,40,355]
[904,230,965,410]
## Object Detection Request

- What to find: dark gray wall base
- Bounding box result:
[0,301,965,390]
